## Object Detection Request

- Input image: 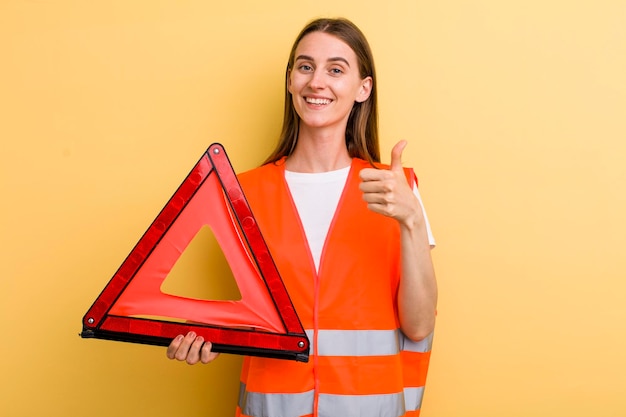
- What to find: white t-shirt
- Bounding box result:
[285,167,435,272]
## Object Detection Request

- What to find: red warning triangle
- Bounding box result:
[80,143,310,362]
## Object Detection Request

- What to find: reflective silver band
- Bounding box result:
[318,392,406,417]
[308,329,400,356]
[305,329,433,356]
[399,331,434,353]
[404,386,425,412]
[240,387,414,417]
[239,384,313,417]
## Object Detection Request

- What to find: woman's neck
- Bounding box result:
[286,128,352,173]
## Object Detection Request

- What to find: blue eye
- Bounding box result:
[299,64,313,72]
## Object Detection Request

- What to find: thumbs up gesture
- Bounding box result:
[359,140,421,226]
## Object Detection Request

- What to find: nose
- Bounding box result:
[308,69,325,90]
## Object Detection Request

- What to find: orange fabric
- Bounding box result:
[401,351,432,387]
[236,158,430,414]
[242,356,314,393]
[316,355,404,395]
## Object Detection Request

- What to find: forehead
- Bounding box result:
[295,31,358,63]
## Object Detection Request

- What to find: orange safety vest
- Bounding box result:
[235,157,433,417]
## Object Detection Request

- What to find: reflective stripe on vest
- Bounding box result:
[307,329,400,356]
[318,392,405,417]
[239,385,314,417]
[239,388,424,417]
[404,387,425,412]
[307,329,433,356]
[400,331,434,353]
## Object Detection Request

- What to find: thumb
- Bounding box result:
[390,140,407,172]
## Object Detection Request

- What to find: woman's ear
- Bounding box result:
[356,76,373,103]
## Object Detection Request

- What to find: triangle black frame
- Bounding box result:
[80,143,310,362]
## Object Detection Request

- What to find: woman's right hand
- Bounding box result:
[166,331,220,364]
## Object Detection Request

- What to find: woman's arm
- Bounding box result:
[359,140,438,341]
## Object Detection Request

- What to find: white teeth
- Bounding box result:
[306,97,332,105]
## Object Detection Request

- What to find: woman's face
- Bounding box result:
[288,31,372,134]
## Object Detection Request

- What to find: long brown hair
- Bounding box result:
[264,17,380,165]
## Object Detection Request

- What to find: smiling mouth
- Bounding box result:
[305,97,332,105]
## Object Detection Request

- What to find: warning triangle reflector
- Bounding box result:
[80,143,310,362]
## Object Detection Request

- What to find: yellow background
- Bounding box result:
[2,1,625,416]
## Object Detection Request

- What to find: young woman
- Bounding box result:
[167,17,437,417]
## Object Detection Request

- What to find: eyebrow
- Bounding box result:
[295,55,351,67]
